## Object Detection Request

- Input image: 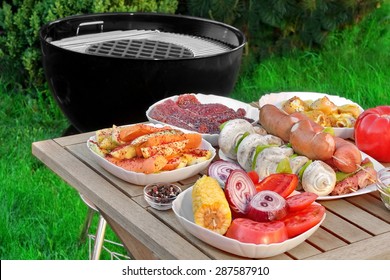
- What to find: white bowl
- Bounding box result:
[87,125,216,185]
[259,91,364,139]
[172,187,325,258]
[146,93,259,146]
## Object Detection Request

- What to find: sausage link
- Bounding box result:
[290,119,335,161]
[332,137,362,173]
[259,104,305,142]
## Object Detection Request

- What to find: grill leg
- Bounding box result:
[91,215,107,260]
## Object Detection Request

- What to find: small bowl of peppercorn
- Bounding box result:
[144,182,182,210]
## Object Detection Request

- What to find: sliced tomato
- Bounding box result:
[286,192,318,212]
[282,204,325,238]
[247,170,260,184]
[225,218,288,245]
[255,173,298,198]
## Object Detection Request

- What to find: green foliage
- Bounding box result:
[0,0,178,89]
[186,0,382,61]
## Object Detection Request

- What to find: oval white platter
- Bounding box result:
[87,124,216,185]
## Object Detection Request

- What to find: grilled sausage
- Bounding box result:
[331,137,362,173]
[290,119,336,161]
[259,104,305,142]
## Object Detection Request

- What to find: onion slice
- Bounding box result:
[224,169,257,217]
[247,190,288,222]
[208,159,242,187]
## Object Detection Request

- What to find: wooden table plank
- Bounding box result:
[346,194,390,223]
[54,132,93,146]
[285,242,322,259]
[320,211,372,242]
[305,232,390,260]
[307,227,347,251]
[321,199,390,235]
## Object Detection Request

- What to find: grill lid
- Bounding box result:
[51,29,232,59]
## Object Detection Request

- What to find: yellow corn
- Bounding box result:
[192,175,232,235]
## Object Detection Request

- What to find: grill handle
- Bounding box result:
[76,21,104,36]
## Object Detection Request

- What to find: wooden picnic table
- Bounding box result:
[32,127,390,260]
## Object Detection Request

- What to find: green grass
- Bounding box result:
[231,3,390,108]
[1,3,389,260]
[0,89,126,259]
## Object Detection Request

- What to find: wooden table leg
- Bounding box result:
[102,213,159,260]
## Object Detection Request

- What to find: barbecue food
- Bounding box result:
[219,119,256,160]
[90,124,211,174]
[149,94,253,134]
[218,117,376,196]
[281,95,361,128]
[331,158,377,195]
[192,175,232,235]
[290,119,336,161]
[253,146,294,180]
[301,160,337,196]
[237,133,284,171]
[260,104,362,173]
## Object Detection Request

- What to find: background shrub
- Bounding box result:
[0,0,178,90]
[185,0,382,62]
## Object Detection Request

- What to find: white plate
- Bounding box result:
[146,93,259,146]
[218,149,384,200]
[172,187,325,258]
[259,92,364,139]
[87,125,216,185]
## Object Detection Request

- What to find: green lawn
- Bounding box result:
[0,3,389,259]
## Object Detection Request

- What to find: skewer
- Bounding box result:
[332,155,383,186]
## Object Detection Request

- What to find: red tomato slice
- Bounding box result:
[286,192,318,212]
[282,204,325,238]
[255,173,298,198]
[247,170,260,184]
[225,218,288,245]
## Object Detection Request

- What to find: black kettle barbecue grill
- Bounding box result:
[40,12,246,132]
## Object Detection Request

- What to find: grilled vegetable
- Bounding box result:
[207,159,243,187]
[109,144,137,159]
[224,169,256,218]
[140,140,188,158]
[192,175,232,235]
[246,190,288,222]
[106,154,168,174]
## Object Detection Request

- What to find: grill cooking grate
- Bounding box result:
[86,39,194,59]
[51,30,232,59]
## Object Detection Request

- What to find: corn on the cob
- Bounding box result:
[192,175,232,235]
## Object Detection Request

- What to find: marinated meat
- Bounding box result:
[330,160,377,196]
[179,103,246,124]
[356,166,377,189]
[176,94,201,106]
[149,99,220,133]
[331,176,359,195]
[149,94,252,134]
